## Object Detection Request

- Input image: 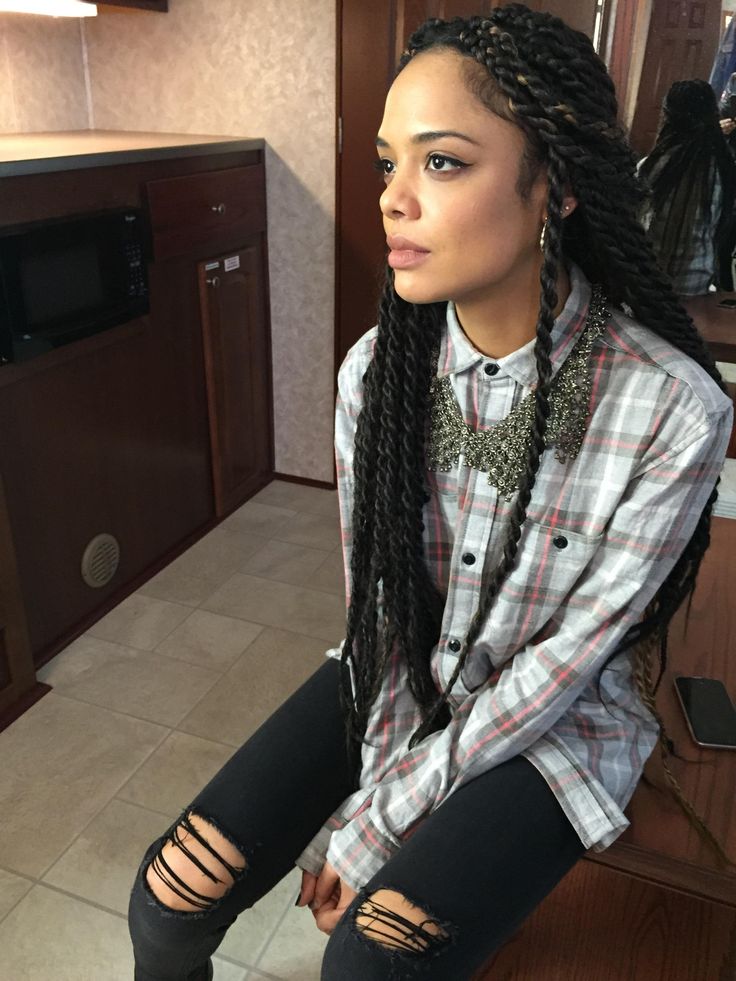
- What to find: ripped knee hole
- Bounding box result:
[354,888,451,954]
[146,811,247,912]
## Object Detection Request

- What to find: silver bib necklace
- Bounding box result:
[426,286,609,499]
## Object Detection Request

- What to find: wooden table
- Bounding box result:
[476,517,736,980]
[684,292,736,363]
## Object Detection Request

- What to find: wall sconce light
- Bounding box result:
[0,1,97,15]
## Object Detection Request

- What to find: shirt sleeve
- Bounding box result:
[325,401,733,891]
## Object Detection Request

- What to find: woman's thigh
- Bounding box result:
[322,756,585,981]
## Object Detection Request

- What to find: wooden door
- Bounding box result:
[629,0,723,156]
[198,242,273,517]
[336,0,598,372]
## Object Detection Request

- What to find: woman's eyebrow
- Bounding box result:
[375,130,481,147]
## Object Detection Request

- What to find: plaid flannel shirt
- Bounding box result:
[296,263,732,891]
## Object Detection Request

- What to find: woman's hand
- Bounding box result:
[720,117,736,135]
[296,863,358,935]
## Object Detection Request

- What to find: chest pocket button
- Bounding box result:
[553,535,568,550]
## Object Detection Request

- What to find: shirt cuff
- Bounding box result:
[325,810,399,892]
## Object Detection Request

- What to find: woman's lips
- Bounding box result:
[386,236,430,270]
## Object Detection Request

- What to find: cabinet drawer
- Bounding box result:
[146,165,266,260]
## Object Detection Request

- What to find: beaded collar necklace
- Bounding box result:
[426,286,609,499]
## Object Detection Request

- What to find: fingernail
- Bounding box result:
[310,901,321,912]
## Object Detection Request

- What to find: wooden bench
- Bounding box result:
[473,517,736,979]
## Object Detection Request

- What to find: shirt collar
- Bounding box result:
[438,263,592,390]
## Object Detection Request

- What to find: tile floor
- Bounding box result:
[0,479,344,981]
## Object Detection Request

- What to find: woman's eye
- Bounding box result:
[427,153,465,172]
[373,158,395,179]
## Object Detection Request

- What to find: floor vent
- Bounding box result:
[81,533,120,588]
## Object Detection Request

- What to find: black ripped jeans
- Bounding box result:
[128,658,584,981]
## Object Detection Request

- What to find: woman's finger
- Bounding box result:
[296,870,318,908]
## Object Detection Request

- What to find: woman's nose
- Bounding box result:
[380,173,420,221]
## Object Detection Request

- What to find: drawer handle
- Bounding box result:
[211,203,227,214]
[206,276,221,288]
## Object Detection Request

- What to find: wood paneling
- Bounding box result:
[474,860,736,980]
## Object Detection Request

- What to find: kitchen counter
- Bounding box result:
[0,130,265,177]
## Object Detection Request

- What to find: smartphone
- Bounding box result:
[717,298,736,309]
[674,676,736,749]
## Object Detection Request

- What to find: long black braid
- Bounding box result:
[338,5,730,861]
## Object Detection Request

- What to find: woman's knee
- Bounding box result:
[321,887,453,979]
[143,810,248,913]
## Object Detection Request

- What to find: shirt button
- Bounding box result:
[462,553,476,565]
[553,535,568,550]
[484,362,499,376]
[448,638,462,653]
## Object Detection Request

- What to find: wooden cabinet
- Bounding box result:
[198,244,272,516]
[0,144,272,695]
[146,162,273,519]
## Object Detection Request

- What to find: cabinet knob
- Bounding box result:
[206,276,221,288]
[211,203,227,214]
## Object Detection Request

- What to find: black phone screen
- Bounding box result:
[674,676,736,748]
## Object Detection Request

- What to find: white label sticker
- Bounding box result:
[205,261,220,271]
[224,255,240,272]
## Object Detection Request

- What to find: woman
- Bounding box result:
[128,8,732,980]
[639,79,736,293]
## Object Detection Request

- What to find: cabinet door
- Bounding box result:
[198,241,273,516]
[0,472,40,721]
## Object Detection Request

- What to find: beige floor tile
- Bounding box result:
[0,693,166,879]
[211,960,250,980]
[256,871,328,979]
[140,528,270,608]
[177,627,330,747]
[239,539,334,588]
[156,610,264,672]
[216,867,303,969]
[0,868,33,924]
[271,511,340,552]
[117,730,236,818]
[86,592,192,651]
[42,799,171,915]
[220,501,298,539]
[202,574,345,645]
[38,634,221,727]
[0,885,135,981]
[252,480,338,518]
[308,551,345,597]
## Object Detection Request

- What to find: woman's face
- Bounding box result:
[377,49,548,307]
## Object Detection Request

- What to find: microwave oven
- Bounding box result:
[0,207,150,365]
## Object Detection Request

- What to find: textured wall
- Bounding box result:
[85,0,337,484]
[0,14,89,133]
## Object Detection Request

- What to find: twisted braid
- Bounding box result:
[341,4,730,863]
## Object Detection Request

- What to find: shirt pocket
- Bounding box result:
[482,519,602,665]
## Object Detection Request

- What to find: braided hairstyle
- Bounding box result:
[639,79,736,290]
[339,5,729,860]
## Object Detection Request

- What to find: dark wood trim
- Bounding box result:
[272,471,336,491]
[0,682,51,735]
[585,842,736,909]
[96,1,168,11]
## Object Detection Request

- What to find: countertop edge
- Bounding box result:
[0,137,266,178]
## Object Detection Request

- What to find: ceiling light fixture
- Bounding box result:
[0,1,97,16]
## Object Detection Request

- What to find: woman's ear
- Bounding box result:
[562,192,578,217]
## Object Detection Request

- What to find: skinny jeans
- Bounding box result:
[128,658,584,981]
